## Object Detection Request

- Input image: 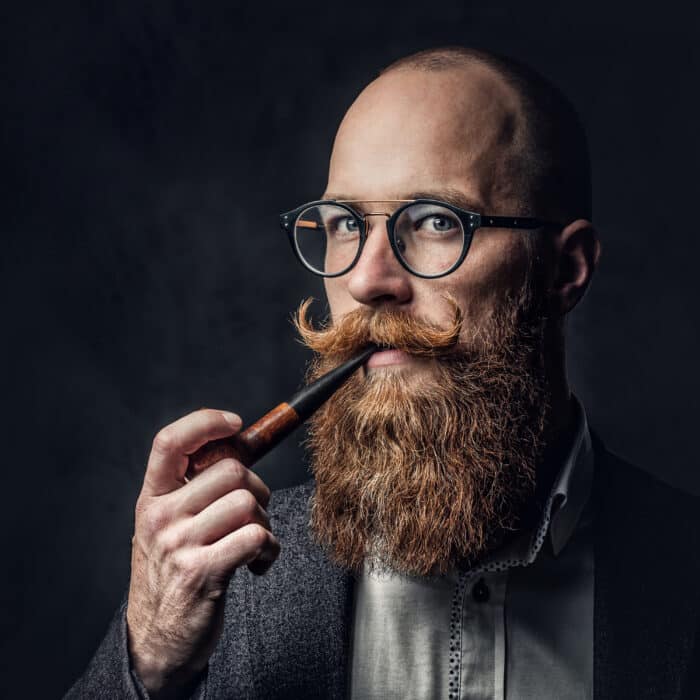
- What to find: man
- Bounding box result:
[67,47,700,699]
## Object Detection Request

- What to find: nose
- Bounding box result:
[345,215,413,307]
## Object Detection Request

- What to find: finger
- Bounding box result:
[190,489,270,545]
[173,458,271,515]
[247,552,277,576]
[143,409,242,497]
[206,523,280,578]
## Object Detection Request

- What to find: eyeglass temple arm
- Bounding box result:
[478,214,556,230]
[296,220,322,229]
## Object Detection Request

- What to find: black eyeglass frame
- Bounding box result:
[280,198,559,279]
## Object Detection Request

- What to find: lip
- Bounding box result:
[366,348,411,368]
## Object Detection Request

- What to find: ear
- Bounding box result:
[550,219,601,315]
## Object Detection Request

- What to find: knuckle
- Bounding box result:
[170,548,205,583]
[198,407,227,424]
[232,489,258,516]
[136,506,165,534]
[152,428,177,456]
[155,525,185,556]
[220,458,245,484]
[136,503,170,537]
[243,523,269,550]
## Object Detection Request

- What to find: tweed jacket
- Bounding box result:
[67,437,700,699]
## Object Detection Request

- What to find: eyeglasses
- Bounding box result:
[280,199,559,279]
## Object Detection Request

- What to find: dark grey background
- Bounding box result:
[1,1,698,697]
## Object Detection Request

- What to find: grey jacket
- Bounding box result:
[66,438,700,699]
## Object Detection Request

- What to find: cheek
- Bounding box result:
[445,233,531,321]
[324,278,352,321]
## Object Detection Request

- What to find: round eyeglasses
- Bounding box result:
[280,199,558,279]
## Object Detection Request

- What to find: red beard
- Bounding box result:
[295,291,549,577]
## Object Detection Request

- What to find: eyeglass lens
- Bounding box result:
[293,202,466,276]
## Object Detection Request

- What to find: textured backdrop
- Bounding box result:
[2,1,699,696]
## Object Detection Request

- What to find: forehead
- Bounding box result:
[326,64,524,211]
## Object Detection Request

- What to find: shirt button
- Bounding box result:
[471,578,490,603]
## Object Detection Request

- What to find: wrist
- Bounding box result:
[130,651,204,700]
[127,627,201,699]
[128,643,170,694]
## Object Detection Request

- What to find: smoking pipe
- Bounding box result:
[187,344,377,474]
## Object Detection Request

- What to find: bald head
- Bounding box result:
[380,47,592,222]
[328,47,591,224]
[329,61,526,214]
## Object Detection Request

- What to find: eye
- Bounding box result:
[428,215,454,231]
[340,217,359,232]
[416,213,459,235]
[328,215,360,238]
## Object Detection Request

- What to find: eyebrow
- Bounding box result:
[321,188,486,213]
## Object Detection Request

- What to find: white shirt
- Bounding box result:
[349,398,594,700]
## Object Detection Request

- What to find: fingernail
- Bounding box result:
[222,411,242,427]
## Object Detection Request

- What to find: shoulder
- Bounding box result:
[595,434,700,515]
[592,432,700,564]
[591,436,700,697]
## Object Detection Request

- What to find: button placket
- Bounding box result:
[445,490,558,699]
[448,570,469,700]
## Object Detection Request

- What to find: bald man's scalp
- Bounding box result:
[380,47,592,224]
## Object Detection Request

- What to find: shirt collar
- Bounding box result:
[471,396,594,573]
[364,397,594,577]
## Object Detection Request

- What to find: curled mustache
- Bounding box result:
[293,294,464,360]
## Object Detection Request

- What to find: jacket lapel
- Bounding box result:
[246,482,354,699]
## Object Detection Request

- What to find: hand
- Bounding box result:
[126,409,280,698]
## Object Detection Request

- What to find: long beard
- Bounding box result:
[296,292,549,577]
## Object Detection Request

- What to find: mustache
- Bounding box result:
[293,294,464,360]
